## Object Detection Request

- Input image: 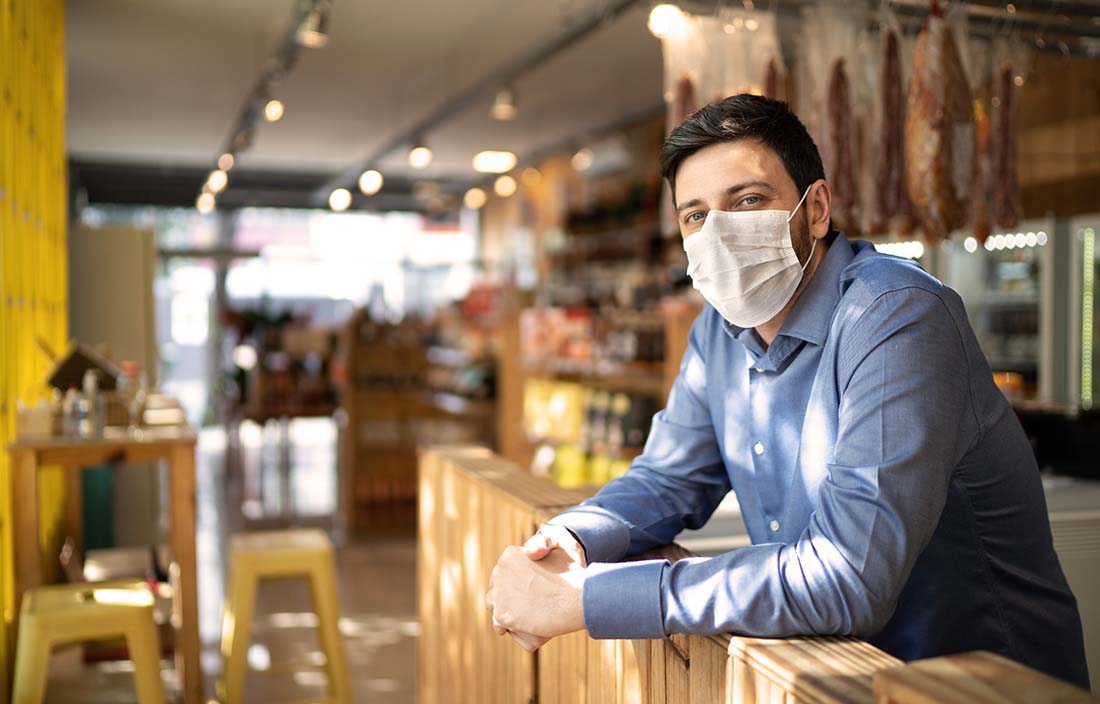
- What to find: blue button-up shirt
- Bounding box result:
[550,233,1090,688]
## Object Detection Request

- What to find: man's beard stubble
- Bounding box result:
[792,209,814,267]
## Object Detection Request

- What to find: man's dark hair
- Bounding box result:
[659,94,826,202]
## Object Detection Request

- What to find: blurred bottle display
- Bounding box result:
[523,377,656,488]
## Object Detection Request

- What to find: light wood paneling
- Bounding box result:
[418,446,1088,704]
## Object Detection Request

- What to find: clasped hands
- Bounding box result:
[484,523,588,652]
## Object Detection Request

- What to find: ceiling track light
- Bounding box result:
[494,174,517,198]
[464,187,488,210]
[296,0,331,48]
[196,192,215,214]
[207,169,228,194]
[648,4,685,39]
[263,98,285,122]
[408,142,433,170]
[472,150,517,174]
[490,87,517,121]
[203,0,327,202]
[571,147,594,172]
[329,187,352,211]
[358,169,383,196]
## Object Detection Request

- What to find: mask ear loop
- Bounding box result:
[800,237,818,273]
[786,183,813,223]
[787,183,816,272]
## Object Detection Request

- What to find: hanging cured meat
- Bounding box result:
[827,58,858,231]
[992,63,1020,229]
[763,57,781,101]
[871,29,907,234]
[672,73,698,124]
[972,100,993,243]
[904,0,975,243]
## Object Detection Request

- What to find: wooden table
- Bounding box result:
[7,427,201,704]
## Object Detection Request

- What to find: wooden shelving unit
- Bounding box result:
[339,311,497,533]
[497,302,701,470]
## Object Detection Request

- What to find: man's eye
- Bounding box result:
[686,211,706,224]
[739,195,762,207]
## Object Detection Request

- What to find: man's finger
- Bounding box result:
[522,531,552,559]
[533,525,588,567]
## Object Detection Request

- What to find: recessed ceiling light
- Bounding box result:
[472,151,517,174]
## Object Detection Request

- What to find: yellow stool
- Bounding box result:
[12,580,165,704]
[220,529,349,704]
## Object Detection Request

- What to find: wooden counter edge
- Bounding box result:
[872,651,1099,704]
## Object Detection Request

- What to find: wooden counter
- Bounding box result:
[417,446,1097,704]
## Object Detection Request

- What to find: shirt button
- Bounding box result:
[770,519,781,532]
[753,442,764,456]
[754,367,764,373]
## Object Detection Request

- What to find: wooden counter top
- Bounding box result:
[416,445,1096,704]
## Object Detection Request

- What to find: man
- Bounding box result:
[485,94,1090,688]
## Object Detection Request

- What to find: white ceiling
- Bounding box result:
[65,0,664,185]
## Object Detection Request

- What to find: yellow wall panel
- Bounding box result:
[0,0,68,698]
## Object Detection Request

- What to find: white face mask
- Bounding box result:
[683,185,815,329]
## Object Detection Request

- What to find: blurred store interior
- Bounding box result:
[2,0,1100,702]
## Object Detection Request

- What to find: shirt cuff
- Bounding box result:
[548,506,632,564]
[582,559,668,639]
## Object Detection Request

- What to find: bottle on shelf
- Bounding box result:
[62,386,79,437]
[78,369,104,438]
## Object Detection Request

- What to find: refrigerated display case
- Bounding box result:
[936,214,1100,480]
[939,217,1054,402]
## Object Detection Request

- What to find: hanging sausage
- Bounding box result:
[972,100,993,243]
[827,58,859,232]
[763,56,782,101]
[992,63,1020,229]
[870,28,908,234]
[905,0,975,244]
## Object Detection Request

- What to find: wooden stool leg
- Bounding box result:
[12,621,52,704]
[308,558,349,704]
[221,566,257,704]
[125,610,167,704]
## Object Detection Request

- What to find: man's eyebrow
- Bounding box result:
[676,198,704,214]
[675,180,777,214]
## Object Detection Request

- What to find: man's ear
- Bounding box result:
[808,180,832,239]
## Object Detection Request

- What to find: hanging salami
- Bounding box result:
[763,57,781,101]
[992,63,1020,229]
[827,58,858,232]
[972,100,993,243]
[904,0,975,244]
[672,73,698,124]
[870,29,906,234]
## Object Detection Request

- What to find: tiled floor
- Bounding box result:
[43,418,418,703]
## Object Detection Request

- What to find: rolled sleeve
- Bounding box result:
[582,560,668,639]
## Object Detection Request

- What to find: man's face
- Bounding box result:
[673,139,812,263]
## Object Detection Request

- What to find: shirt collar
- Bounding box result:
[722,231,855,349]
